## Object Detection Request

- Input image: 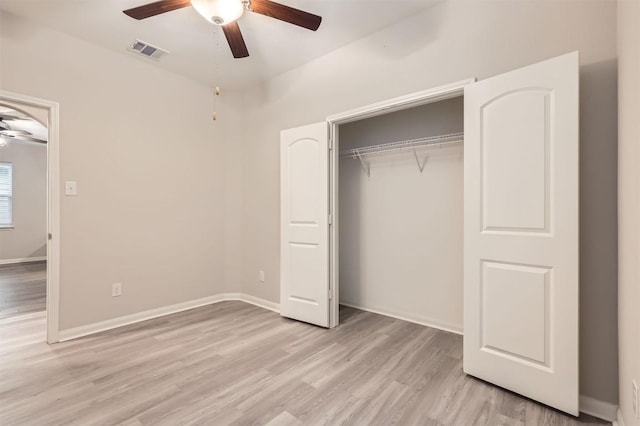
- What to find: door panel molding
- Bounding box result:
[464,51,579,415]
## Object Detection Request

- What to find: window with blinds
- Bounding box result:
[0,162,13,227]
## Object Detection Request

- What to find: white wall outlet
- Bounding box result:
[633,379,639,419]
[259,270,265,282]
[65,181,78,196]
[112,282,122,297]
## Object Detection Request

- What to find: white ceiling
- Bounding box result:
[1,0,434,89]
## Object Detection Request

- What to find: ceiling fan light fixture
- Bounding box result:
[0,137,7,148]
[191,0,244,25]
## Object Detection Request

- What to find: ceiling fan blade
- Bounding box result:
[249,0,321,31]
[123,0,191,20]
[13,135,47,144]
[0,129,32,137]
[0,114,25,121]
[221,21,249,58]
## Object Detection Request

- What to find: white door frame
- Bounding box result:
[0,90,61,343]
[326,78,475,328]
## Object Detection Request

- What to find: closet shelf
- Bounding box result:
[340,132,463,176]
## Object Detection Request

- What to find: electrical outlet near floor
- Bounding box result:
[633,379,639,419]
[112,282,122,297]
[259,270,265,282]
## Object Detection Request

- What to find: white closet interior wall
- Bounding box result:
[339,97,464,333]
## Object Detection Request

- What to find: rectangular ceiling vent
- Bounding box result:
[128,39,169,61]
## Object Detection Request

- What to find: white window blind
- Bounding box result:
[0,162,13,227]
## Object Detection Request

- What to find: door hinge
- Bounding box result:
[329,137,333,151]
[328,214,332,225]
[329,289,332,299]
[48,233,52,240]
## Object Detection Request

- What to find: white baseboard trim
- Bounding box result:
[0,256,47,265]
[58,293,280,342]
[59,294,226,342]
[340,301,463,335]
[613,408,626,426]
[579,395,618,422]
[58,295,464,342]
[223,293,280,313]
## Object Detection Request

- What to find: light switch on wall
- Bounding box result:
[112,283,122,297]
[65,181,77,196]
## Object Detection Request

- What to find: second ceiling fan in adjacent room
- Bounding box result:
[123,0,322,58]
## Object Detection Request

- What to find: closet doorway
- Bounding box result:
[336,95,464,336]
[280,52,579,415]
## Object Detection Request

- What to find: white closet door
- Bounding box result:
[464,52,579,415]
[280,122,330,327]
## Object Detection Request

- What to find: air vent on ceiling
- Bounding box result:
[128,39,169,61]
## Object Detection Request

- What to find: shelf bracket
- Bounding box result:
[355,150,370,177]
[412,148,429,173]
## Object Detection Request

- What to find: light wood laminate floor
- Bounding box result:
[0,298,608,426]
[0,261,46,319]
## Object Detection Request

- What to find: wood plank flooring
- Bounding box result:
[0,298,608,425]
[0,261,46,319]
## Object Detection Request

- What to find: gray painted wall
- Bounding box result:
[0,12,243,330]
[0,141,47,262]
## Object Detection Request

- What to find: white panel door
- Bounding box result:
[280,122,330,327]
[464,52,579,415]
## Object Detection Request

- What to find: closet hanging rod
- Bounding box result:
[340,132,464,158]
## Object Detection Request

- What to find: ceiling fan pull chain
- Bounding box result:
[212,85,220,121]
[212,27,221,121]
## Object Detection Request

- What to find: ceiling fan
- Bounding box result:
[0,131,47,147]
[0,112,25,122]
[123,0,322,58]
[0,116,47,146]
